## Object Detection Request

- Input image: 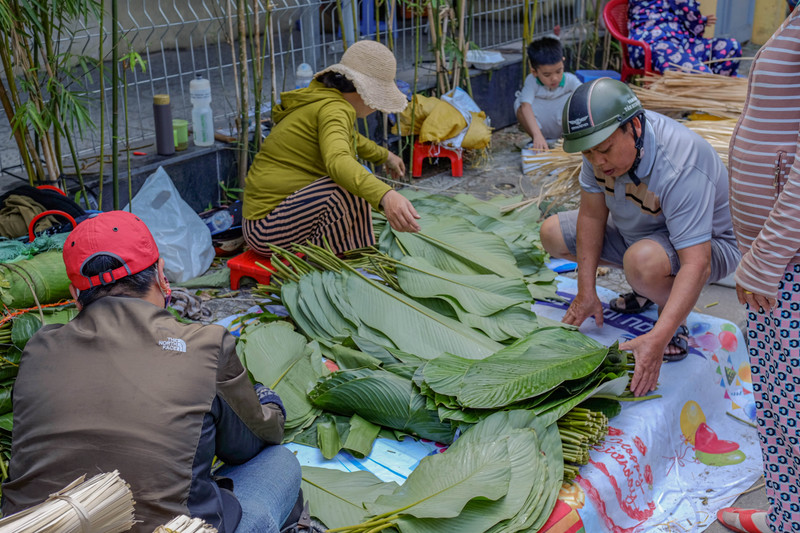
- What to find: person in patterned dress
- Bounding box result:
[628,0,741,76]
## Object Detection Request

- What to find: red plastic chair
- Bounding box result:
[603,0,655,83]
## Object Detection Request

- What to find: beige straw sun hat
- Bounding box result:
[315,40,408,114]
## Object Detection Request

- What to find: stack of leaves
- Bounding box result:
[387,191,554,282]
[415,327,630,429]
[271,247,505,359]
[307,366,456,444]
[300,410,564,533]
[557,406,610,481]
[375,195,558,302]
[235,321,329,440]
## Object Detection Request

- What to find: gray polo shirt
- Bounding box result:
[513,72,581,141]
[578,110,738,254]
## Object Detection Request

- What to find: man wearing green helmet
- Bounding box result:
[540,78,740,397]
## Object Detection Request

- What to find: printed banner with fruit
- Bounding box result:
[533,278,762,533]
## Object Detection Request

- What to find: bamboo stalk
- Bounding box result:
[631,70,747,119]
[237,0,250,191]
[252,0,264,154]
[98,5,106,210]
[154,515,217,533]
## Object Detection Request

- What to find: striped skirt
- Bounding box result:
[243,177,375,256]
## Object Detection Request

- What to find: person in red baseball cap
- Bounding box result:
[62,209,170,309]
[2,211,309,533]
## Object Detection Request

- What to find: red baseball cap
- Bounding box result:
[64,211,160,291]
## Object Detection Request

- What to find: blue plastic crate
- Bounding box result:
[575,69,622,82]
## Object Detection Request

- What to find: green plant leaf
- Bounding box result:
[342,414,381,458]
[11,313,42,350]
[422,327,610,409]
[239,322,325,431]
[396,256,532,316]
[317,414,343,460]
[301,466,399,529]
[309,368,455,443]
[390,214,523,278]
[365,438,511,519]
[342,270,502,360]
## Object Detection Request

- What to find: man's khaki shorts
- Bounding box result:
[556,209,741,284]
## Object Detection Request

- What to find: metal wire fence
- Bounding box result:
[0,0,586,182]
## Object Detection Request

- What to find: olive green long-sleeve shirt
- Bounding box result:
[243,80,391,220]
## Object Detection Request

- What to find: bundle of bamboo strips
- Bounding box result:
[519,119,738,213]
[0,471,135,532]
[153,515,217,533]
[632,70,747,119]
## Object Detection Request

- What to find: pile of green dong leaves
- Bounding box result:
[236,193,638,532]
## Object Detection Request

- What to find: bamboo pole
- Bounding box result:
[98,5,106,210]
[237,0,250,191]
[112,0,120,209]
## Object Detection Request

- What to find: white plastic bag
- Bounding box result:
[440,87,482,150]
[125,166,215,282]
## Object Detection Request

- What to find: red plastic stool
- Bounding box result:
[228,250,276,289]
[412,141,463,178]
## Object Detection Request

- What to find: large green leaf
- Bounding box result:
[455,304,540,342]
[342,414,381,458]
[390,214,523,278]
[309,368,456,443]
[423,328,610,409]
[238,322,326,431]
[365,438,512,519]
[317,414,343,460]
[396,257,532,316]
[342,270,502,359]
[483,411,564,532]
[11,313,42,350]
[398,425,544,532]
[301,466,399,529]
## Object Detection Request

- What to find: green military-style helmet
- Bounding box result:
[561,78,643,153]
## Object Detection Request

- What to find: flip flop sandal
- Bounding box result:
[716,507,766,533]
[609,291,655,314]
[663,324,689,362]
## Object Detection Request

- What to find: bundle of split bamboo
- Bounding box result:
[632,70,747,119]
[0,471,135,533]
[521,119,737,213]
[153,515,217,533]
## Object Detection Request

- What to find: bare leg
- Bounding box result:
[622,239,687,356]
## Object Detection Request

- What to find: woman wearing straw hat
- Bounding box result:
[242,40,420,257]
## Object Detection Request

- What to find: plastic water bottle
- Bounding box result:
[205,210,233,235]
[190,75,215,147]
[295,63,313,89]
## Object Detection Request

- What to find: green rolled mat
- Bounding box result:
[0,251,71,309]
